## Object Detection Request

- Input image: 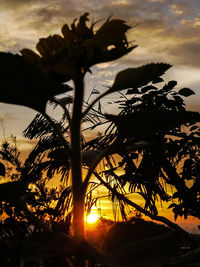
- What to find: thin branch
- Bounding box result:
[82,89,110,119]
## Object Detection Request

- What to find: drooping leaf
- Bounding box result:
[178,88,195,97]
[0,162,5,177]
[109,63,171,93]
[105,111,200,138]
[0,53,69,112]
[22,232,76,260]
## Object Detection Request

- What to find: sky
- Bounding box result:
[0,0,200,230]
[0,0,200,150]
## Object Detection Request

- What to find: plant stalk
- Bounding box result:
[71,71,85,242]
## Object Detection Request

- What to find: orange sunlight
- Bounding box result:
[87,213,99,224]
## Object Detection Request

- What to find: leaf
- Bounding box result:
[126,88,141,94]
[178,88,195,97]
[110,63,171,93]
[162,80,177,92]
[0,53,69,113]
[23,113,55,139]
[47,148,70,177]
[0,162,5,177]
[152,77,164,84]
[141,85,157,94]
[105,111,200,138]
[22,232,76,260]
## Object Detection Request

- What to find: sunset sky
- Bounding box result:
[0,0,200,231]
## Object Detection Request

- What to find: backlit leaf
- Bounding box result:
[110,63,171,93]
[178,88,195,97]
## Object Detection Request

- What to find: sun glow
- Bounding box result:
[86,213,99,224]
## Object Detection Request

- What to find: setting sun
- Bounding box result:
[87,213,99,224]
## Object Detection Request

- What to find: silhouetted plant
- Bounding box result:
[0,12,200,267]
[88,77,200,221]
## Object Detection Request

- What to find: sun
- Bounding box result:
[86,213,99,224]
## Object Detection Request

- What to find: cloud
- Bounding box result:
[170,3,194,16]
[0,0,200,72]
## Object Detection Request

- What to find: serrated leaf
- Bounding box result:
[105,111,200,138]
[110,63,171,93]
[178,88,195,97]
